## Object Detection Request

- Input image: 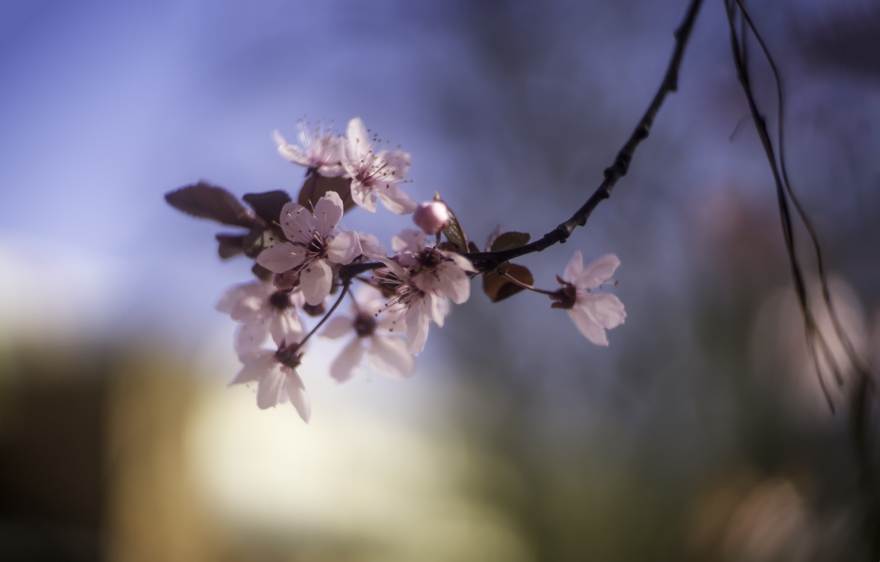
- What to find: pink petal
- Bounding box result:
[284,368,311,423]
[375,149,411,181]
[428,292,448,327]
[327,231,361,265]
[434,262,471,304]
[330,338,365,383]
[583,293,626,329]
[280,202,316,244]
[346,117,371,161]
[256,363,288,409]
[358,233,387,260]
[405,306,430,355]
[269,312,304,346]
[350,180,377,212]
[317,163,345,178]
[368,336,415,378]
[256,242,305,273]
[568,307,609,346]
[377,183,417,215]
[320,316,354,339]
[392,229,425,253]
[563,251,584,284]
[229,351,275,386]
[275,130,311,167]
[300,259,332,306]
[313,192,344,237]
[235,320,269,355]
[578,254,620,290]
[443,251,476,273]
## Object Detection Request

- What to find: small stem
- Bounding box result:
[296,280,350,349]
[499,270,557,296]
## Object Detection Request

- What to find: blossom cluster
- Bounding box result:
[166,117,626,423]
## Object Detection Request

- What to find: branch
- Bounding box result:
[465,0,704,271]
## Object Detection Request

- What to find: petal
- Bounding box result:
[274,130,311,167]
[435,262,471,304]
[441,250,477,273]
[375,149,411,181]
[330,338,365,383]
[257,363,287,409]
[285,369,311,423]
[317,163,345,178]
[216,281,271,317]
[563,251,584,284]
[269,311,304,346]
[405,305,430,356]
[392,229,426,253]
[583,293,626,329]
[279,202,316,244]
[368,335,415,378]
[313,191,344,237]
[229,350,275,386]
[376,305,406,334]
[300,259,332,306]
[256,242,305,273]
[350,180,377,212]
[428,292,449,327]
[577,254,620,290]
[568,306,609,346]
[320,316,354,339]
[235,319,269,355]
[327,230,362,264]
[358,233,387,260]
[377,183,417,215]
[346,117,371,161]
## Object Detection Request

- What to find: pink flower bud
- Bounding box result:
[412,201,450,234]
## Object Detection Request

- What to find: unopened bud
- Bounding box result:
[412,201,450,234]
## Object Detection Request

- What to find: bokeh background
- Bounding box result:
[1,0,879,560]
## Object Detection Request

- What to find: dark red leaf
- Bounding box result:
[215,233,245,259]
[297,173,355,213]
[243,190,291,224]
[490,231,530,253]
[165,182,261,228]
[482,262,534,303]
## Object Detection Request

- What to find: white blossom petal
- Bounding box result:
[229,351,275,386]
[346,117,371,161]
[235,320,269,355]
[280,202,316,244]
[256,242,305,273]
[443,251,476,273]
[300,259,333,305]
[577,254,620,290]
[350,180,377,212]
[428,292,448,327]
[330,338,365,383]
[434,262,471,304]
[568,306,609,346]
[584,293,626,329]
[377,183,417,215]
[327,231,361,264]
[405,305,430,355]
[284,369,311,423]
[563,250,584,284]
[369,336,415,379]
[275,130,312,167]
[269,311,304,346]
[313,192,344,238]
[375,149,411,182]
[392,229,426,253]
[358,233,387,260]
[320,316,353,339]
[256,362,288,409]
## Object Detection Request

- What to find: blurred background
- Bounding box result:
[1,0,879,560]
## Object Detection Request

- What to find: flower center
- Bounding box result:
[269,291,292,310]
[353,313,376,338]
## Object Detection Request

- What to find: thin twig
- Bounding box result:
[296,280,350,349]
[340,0,705,279]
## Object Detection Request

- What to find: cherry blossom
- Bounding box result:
[374,261,450,355]
[256,192,361,305]
[551,251,626,346]
[274,120,344,177]
[216,281,306,355]
[319,286,415,382]
[230,345,311,422]
[341,117,416,215]
[392,229,475,305]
